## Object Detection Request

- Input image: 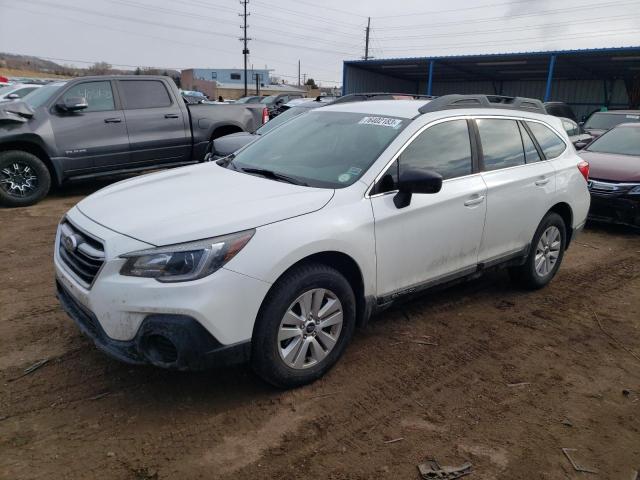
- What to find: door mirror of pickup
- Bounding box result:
[56,96,88,112]
[394,168,443,209]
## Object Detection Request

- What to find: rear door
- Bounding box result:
[475,117,557,264]
[50,80,129,174]
[116,79,191,166]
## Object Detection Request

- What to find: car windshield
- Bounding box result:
[232,111,408,188]
[584,112,640,130]
[255,106,311,135]
[585,126,640,156]
[261,96,277,105]
[236,96,257,104]
[23,82,66,108]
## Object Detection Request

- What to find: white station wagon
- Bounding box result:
[55,95,591,388]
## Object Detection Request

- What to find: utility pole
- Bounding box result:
[364,17,371,61]
[298,59,301,87]
[302,73,307,86]
[239,0,251,96]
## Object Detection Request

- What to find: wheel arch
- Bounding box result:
[258,250,372,329]
[0,140,59,186]
[547,202,574,248]
[210,123,245,141]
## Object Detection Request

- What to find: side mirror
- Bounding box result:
[394,168,443,209]
[6,93,20,100]
[56,96,88,112]
[574,141,588,150]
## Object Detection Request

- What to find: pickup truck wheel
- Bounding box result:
[251,263,356,389]
[509,212,566,290]
[0,150,51,207]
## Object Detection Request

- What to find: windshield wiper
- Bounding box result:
[240,167,308,186]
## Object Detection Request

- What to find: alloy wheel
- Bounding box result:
[0,162,39,197]
[277,288,343,370]
[534,225,561,277]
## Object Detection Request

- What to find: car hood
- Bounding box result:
[579,150,640,182]
[212,131,257,156]
[77,163,334,246]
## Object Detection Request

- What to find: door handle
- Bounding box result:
[104,117,122,123]
[464,195,485,207]
[535,177,550,186]
[164,113,180,119]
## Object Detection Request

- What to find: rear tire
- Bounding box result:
[509,212,566,289]
[0,150,51,207]
[251,263,356,389]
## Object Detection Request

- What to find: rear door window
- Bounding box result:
[119,80,172,109]
[61,81,115,112]
[526,121,566,159]
[476,119,525,171]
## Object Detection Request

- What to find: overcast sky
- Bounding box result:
[1,0,638,86]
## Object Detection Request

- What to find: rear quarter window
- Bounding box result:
[526,121,566,159]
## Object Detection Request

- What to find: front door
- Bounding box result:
[117,79,191,166]
[370,119,487,299]
[50,80,129,174]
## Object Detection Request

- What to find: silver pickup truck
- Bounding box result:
[0,75,267,207]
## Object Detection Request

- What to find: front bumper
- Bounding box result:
[588,194,640,227]
[56,280,250,369]
[54,208,272,369]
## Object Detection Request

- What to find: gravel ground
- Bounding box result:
[1,181,639,480]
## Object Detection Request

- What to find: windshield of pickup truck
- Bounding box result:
[584,112,640,130]
[232,111,407,188]
[23,82,66,108]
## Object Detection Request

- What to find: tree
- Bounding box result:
[134,67,142,75]
[305,78,318,89]
[88,61,112,75]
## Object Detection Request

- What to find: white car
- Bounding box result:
[0,83,42,102]
[54,95,590,388]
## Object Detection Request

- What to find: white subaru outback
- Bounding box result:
[55,95,590,388]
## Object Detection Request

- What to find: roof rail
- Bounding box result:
[418,94,546,115]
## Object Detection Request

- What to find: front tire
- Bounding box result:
[509,212,566,289]
[0,150,51,207]
[251,263,356,388]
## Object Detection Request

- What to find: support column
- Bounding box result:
[427,60,435,96]
[544,54,556,102]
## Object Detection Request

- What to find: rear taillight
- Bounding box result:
[577,160,590,181]
[262,107,269,124]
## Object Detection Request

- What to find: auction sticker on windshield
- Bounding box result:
[359,116,403,129]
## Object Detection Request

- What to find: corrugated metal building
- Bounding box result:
[342,47,640,120]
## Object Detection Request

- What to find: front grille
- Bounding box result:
[58,221,105,288]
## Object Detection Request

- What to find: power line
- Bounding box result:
[377,28,640,54]
[373,0,544,19]
[250,0,365,29]
[375,14,640,41]
[267,0,368,19]
[375,0,637,30]
[1,3,344,82]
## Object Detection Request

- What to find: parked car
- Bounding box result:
[543,101,577,122]
[206,98,334,160]
[0,75,269,207]
[0,83,42,103]
[54,94,589,388]
[261,93,304,118]
[235,95,265,104]
[560,117,593,149]
[581,110,640,138]
[578,123,640,227]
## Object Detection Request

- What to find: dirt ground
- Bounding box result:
[1,181,639,480]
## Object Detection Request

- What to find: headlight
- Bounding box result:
[120,229,255,282]
[629,185,640,195]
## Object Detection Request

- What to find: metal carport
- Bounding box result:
[342,47,640,120]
